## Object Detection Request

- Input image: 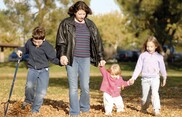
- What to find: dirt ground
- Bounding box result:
[0,93,181,117]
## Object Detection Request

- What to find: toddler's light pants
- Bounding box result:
[103,92,124,114]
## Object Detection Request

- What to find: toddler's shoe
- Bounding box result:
[105,112,112,116]
[117,108,125,112]
[153,109,160,116]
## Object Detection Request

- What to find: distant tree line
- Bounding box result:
[0,0,182,54]
[116,0,182,52]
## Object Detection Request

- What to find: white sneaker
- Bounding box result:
[117,108,125,112]
[105,112,112,116]
[154,109,160,116]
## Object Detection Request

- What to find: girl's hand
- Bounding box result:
[99,60,106,67]
[129,78,135,85]
[121,85,125,90]
[161,79,166,87]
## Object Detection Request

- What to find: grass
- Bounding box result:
[0,61,182,99]
[0,61,182,116]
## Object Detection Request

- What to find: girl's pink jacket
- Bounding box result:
[99,66,130,97]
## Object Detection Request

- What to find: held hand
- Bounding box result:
[16,50,22,58]
[99,60,106,67]
[121,85,125,90]
[161,79,166,87]
[129,78,135,85]
[60,56,68,66]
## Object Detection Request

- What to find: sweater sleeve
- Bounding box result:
[18,39,30,54]
[159,56,167,80]
[45,42,60,65]
[99,66,108,79]
[131,54,143,80]
[120,77,130,87]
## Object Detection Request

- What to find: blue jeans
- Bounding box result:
[24,68,49,112]
[66,57,90,115]
[141,77,160,111]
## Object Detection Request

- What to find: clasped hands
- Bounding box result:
[60,56,107,67]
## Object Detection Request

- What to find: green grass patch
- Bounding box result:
[0,62,181,100]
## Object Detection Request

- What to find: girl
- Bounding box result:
[130,36,167,116]
[99,64,131,116]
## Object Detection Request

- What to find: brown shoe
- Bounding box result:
[81,111,90,117]
[21,102,31,110]
[140,109,148,114]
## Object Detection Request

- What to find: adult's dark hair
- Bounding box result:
[32,26,45,40]
[68,1,92,17]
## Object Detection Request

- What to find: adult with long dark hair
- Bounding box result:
[56,1,106,117]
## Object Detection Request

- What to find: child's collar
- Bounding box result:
[111,75,120,79]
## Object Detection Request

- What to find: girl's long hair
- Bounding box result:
[142,36,164,54]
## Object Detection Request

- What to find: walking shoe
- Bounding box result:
[31,112,40,116]
[69,115,78,117]
[117,108,125,112]
[153,109,160,116]
[80,111,90,117]
[105,112,112,116]
[140,109,148,114]
[21,102,30,110]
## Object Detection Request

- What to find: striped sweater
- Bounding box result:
[73,21,90,57]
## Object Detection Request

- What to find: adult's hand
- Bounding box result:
[60,56,68,66]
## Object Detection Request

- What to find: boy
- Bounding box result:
[17,26,60,113]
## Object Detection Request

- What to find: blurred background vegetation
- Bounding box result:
[0,0,182,65]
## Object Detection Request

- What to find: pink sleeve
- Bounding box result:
[120,76,130,87]
[99,66,108,78]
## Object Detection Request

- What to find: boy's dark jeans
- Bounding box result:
[24,68,49,112]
